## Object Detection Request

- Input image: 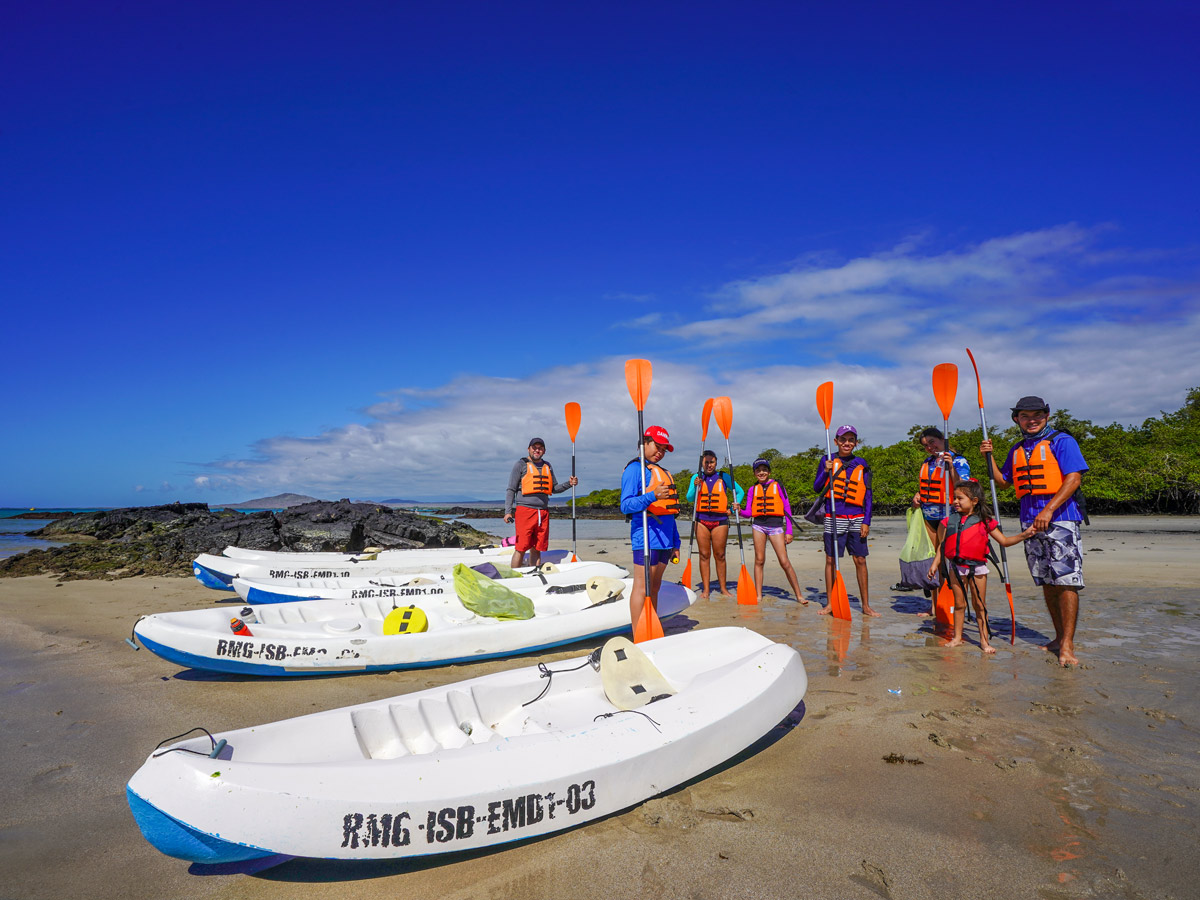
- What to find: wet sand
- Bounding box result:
[1,516,1197,899]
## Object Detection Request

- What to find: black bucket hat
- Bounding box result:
[1010,396,1050,420]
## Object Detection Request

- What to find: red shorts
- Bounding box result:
[514,506,550,552]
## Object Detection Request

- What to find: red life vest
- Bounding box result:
[752,480,784,518]
[520,461,554,496]
[1011,438,1065,498]
[942,513,995,565]
[695,475,729,516]
[831,459,867,507]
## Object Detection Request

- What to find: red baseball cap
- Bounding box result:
[643,425,673,452]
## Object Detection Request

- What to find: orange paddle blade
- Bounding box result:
[816,381,834,428]
[935,580,955,626]
[701,398,714,442]
[564,402,581,442]
[736,565,757,605]
[965,348,985,409]
[633,598,664,643]
[932,363,958,421]
[830,571,852,620]
[830,617,851,662]
[624,359,653,411]
[1004,582,1016,644]
[679,556,693,589]
[713,396,733,439]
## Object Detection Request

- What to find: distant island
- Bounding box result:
[218,492,321,509]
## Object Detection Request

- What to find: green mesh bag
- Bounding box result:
[452,563,535,620]
[898,508,940,589]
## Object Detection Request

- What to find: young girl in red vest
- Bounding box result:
[927,480,1035,653]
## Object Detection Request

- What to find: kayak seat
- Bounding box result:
[350,708,410,760]
[256,606,312,626]
[352,690,508,760]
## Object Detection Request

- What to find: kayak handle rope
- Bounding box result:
[522,649,603,707]
[150,726,227,759]
[125,616,146,650]
[593,709,663,732]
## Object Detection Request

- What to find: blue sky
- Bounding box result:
[4,2,1198,506]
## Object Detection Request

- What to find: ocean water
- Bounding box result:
[0,507,636,560]
[0,509,92,559]
[462,515,631,542]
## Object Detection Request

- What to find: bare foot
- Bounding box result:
[718,592,733,600]
[699,593,710,601]
[916,611,933,619]
[945,637,963,648]
[981,643,996,655]
[861,606,881,618]
[799,598,810,606]
[818,605,831,616]
[1042,640,1062,654]
[1058,644,1079,667]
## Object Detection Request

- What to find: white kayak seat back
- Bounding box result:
[418,698,472,750]
[358,599,391,621]
[388,704,440,756]
[600,636,676,711]
[470,683,529,732]
[351,707,410,760]
[361,692,504,758]
[257,605,311,626]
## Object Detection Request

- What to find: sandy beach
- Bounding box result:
[2,515,1198,900]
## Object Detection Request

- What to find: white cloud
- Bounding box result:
[193,227,1200,501]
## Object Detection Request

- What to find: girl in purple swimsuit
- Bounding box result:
[739,459,806,604]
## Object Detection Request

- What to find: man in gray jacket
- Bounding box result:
[504,437,577,568]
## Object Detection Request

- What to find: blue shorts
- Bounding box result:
[823,515,868,558]
[633,547,676,566]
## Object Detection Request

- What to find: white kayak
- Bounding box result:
[230,560,628,604]
[127,627,807,864]
[222,545,502,561]
[192,547,568,591]
[133,578,695,676]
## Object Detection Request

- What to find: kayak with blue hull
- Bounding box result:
[127,627,807,865]
[191,548,570,592]
[231,560,627,605]
[132,579,694,677]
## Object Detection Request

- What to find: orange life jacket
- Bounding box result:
[645,463,679,517]
[520,461,554,496]
[918,460,949,504]
[752,480,784,517]
[695,476,729,516]
[831,459,867,507]
[1011,439,1065,498]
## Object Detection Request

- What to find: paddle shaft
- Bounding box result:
[822,428,842,575]
[683,436,707,561]
[570,440,577,558]
[636,410,653,600]
[974,404,1011,584]
[722,437,748,568]
[974,389,1016,643]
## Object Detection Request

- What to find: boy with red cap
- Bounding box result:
[619,426,681,630]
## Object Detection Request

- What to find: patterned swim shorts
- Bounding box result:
[1023,521,1085,588]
